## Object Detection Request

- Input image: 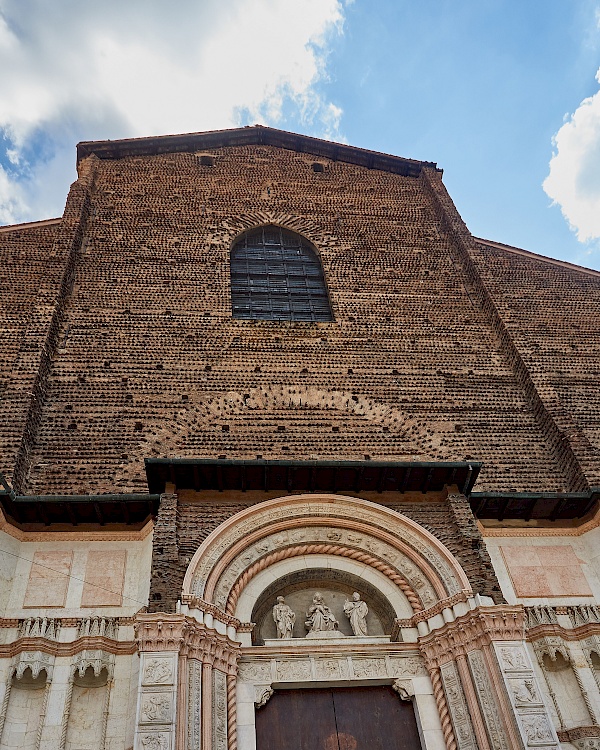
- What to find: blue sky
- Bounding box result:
[1,0,600,269]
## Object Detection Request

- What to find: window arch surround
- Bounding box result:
[230,225,333,322]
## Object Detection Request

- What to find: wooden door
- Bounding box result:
[255,685,422,750]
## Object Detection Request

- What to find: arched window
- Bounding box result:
[230,226,333,321]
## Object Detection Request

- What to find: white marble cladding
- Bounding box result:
[238,650,426,687]
[0,652,138,750]
[0,530,152,619]
[236,649,444,750]
[134,652,178,750]
[494,641,560,749]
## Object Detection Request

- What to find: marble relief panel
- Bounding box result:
[23,551,73,608]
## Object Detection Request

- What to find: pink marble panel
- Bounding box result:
[80,550,127,607]
[501,545,593,598]
[23,551,73,608]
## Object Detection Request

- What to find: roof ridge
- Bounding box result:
[475,236,600,279]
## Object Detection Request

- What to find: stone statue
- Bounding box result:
[343,592,369,636]
[305,592,339,635]
[272,596,296,639]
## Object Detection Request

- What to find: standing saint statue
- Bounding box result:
[305,592,339,635]
[343,592,369,636]
[272,596,296,639]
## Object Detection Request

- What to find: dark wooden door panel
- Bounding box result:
[332,685,421,750]
[255,686,421,750]
[255,687,339,750]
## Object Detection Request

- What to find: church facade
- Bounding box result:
[0,125,599,749]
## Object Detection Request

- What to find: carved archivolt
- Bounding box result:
[183,494,472,618]
[225,542,423,615]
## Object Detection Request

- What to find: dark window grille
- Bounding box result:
[231,227,333,321]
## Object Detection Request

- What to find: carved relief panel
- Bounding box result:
[494,642,559,750]
[134,652,178,750]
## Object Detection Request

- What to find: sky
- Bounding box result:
[1,0,600,270]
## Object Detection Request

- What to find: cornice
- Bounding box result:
[477,504,600,536]
[77,125,438,176]
[0,636,136,658]
[526,622,600,643]
[0,508,153,541]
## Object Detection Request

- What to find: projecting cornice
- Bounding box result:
[76,125,439,177]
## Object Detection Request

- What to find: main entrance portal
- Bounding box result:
[255,686,422,750]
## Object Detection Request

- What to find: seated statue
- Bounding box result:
[305,592,340,637]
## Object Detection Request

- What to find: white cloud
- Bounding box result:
[543,68,600,243]
[0,0,346,223]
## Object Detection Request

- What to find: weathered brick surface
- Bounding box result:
[2,139,595,494]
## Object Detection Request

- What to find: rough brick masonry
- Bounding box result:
[3,133,598,496]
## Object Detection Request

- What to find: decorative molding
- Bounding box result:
[419,606,525,667]
[466,649,510,750]
[71,648,114,679]
[557,726,600,747]
[254,685,273,708]
[410,591,471,625]
[179,596,241,629]
[439,661,478,750]
[0,508,153,541]
[428,665,457,750]
[224,542,423,615]
[187,660,201,750]
[213,669,228,750]
[0,635,135,659]
[527,621,600,643]
[392,679,414,701]
[11,649,54,680]
[135,614,240,675]
[478,505,600,537]
[184,494,470,603]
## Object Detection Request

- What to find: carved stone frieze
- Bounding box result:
[352,657,387,678]
[467,649,510,750]
[12,649,53,680]
[238,651,426,688]
[139,732,171,750]
[276,658,311,681]
[72,648,114,679]
[140,693,173,724]
[187,660,202,750]
[439,660,478,750]
[143,656,175,686]
[187,495,464,602]
[213,669,228,750]
[238,660,272,683]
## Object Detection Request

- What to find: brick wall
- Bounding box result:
[3,142,592,495]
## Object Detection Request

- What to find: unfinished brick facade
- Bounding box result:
[2,127,599,608]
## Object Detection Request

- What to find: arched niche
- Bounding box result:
[182,494,471,618]
[66,666,110,750]
[249,563,400,644]
[2,667,48,750]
